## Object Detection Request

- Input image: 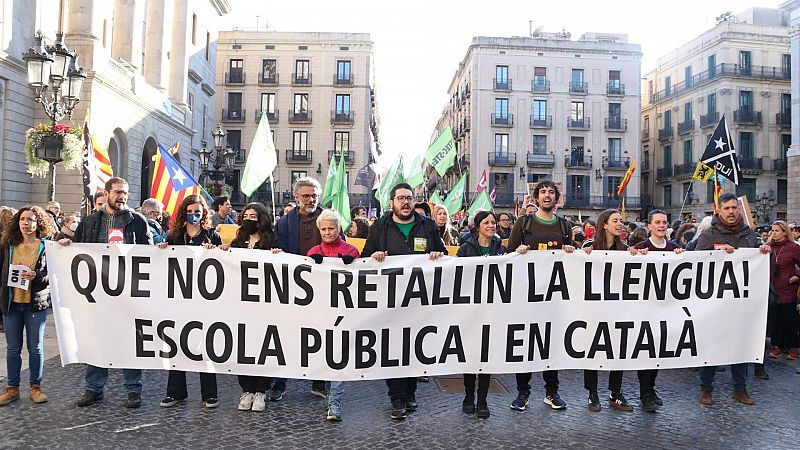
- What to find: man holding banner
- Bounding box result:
[361,183,446,420]
[694,193,771,406]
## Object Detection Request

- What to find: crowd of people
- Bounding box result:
[0,176,798,422]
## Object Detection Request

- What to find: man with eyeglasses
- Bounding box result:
[57,177,153,409]
[361,183,447,420]
[275,177,329,401]
[496,212,513,240]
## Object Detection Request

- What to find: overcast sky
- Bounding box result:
[220,0,784,168]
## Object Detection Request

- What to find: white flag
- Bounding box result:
[241,111,278,196]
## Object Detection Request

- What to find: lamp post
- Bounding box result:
[755,190,776,224]
[23,31,87,202]
[198,124,236,197]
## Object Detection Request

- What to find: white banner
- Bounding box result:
[45,242,769,381]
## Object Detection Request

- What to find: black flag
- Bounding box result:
[80,119,94,217]
[355,163,378,189]
[699,115,741,185]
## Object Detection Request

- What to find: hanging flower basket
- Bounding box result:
[24,123,83,178]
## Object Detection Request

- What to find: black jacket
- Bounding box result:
[456,233,506,257]
[1,240,50,314]
[167,227,222,246]
[361,211,446,257]
[694,215,759,251]
[74,208,152,245]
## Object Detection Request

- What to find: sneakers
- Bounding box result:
[544,393,567,410]
[587,391,601,412]
[29,385,47,404]
[390,400,407,420]
[326,400,342,421]
[640,391,657,413]
[608,393,633,412]
[405,393,418,412]
[788,348,798,360]
[510,392,530,411]
[462,395,476,414]
[732,389,755,405]
[698,390,713,405]
[251,392,266,411]
[159,396,185,408]
[768,346,782,358]
[238,392,255,411]
[126,393,142,409]
[0,386,20,406]
[203,397,219,409]
[476,401,490,419]
[268,383,286,401]
[77,389,103,407]
[310,381,328,399]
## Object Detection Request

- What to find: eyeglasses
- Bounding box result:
[300,194,319,200]
[393,196,414,203]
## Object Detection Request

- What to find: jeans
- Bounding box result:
[4,302,47,386]
[637,369,658,397]
[326,381,344,404]
[85,365,142,394]
[515,370,559,395]
[166,370,217,400]
[699,364,747,392]
[463,373,490,401]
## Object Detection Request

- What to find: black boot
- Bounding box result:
[476,399,490,418]
[462,393,475,414]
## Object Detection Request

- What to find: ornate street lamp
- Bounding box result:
[200,125,235,196]
[22,30,86,201]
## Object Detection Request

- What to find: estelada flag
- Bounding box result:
[150,143,201,219]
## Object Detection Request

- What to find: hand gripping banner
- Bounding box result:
[45,242,769,381]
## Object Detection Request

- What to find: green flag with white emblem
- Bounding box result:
[424,126,456,177]
[405,155,425,189]
[467,190,493,219]
[441,174,466,216]
[321,154,338,206]
[430,190,443,205]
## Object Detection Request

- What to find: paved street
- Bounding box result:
[0,322,799,449]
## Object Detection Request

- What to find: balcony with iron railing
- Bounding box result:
[700,112,719,128]
[642,194,652,207]
[641,159,651,172]
[221,108,246,122]
[738,156,763,172]
[225,71,245,84]
[677,119,695,135]
[255,110,278,123]
[334,74,353,86]
[567,117,590,130]
[491,113,514,127]
[606,82,625,96]
[235,148,247,163]
[292,73,313,85]
[328,150,354,165]
[591,195,640,209]
[774,158,787,173]
[656,166,673,181]
[605,117,627,131]
[734,109,762,125]
[331,110,355,125]
[641,128,650,141]
[673,162,695,178]
[657,127,673,142]
[259,73,278,85]
[527,153,555,167]
[564,155,592,169]
[288,110,313,124]
[776,112,791,128]
[531,80,550,93]
[493,192,515,206]
[649,63,790,104]
[565,191,590,208]
[530,115,552,128]
[493,78,512,91]
[602,156,631,170]
[488,152,516,166]
[285,149,313,164]
[569,81,588,94]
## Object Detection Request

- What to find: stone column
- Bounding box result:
[168,0,189,107]
[111,0,145,70]
[143,0,172,92]
[788,23,800,221]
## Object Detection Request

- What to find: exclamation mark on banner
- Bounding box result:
[742,260,749,297]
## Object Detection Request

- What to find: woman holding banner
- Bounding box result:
[231,202,282,412]
[456,210,507,418]
[157,195,222,410]
[0,206,55,406]
[581,209,634,412]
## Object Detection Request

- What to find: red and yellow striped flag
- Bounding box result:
[150,143,200,219]
[616,159,636,197]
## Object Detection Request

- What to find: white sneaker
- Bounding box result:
[238,392,254,411]
[251,392,266,412]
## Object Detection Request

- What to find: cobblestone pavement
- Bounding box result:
[0,357,798,449]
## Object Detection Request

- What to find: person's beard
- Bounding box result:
[393,207,413,221]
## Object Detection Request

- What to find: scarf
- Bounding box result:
[718,214,744,233]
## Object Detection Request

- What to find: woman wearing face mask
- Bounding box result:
[581,209,633,412]
[456,210,507,418]
[432,204,458,246]
[766,221,800,360]
[231,202,282,412]
[54,215,79,241]
[0,206,55,406]
[157,195,223,409]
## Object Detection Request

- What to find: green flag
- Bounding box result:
[424,126,456,177]
[430,191,443,205]
[330,152,351,232]
[405,155,425,188]
[376,156,404,212]
[241,110,278,196]
[467,190,493,219]
[442,174,466,216]
[321,154,338,206]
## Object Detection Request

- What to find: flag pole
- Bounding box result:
[269,175,277,218]
[678,185,691,218]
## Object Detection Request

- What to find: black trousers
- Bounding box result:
[515,370,559,395]
[463,374,490,400]
[771,302,800,349]
[386,377,417,403]
[583,370,623,394]
[238,376,270,393]
[166,370,217,400]
[636,369,658,397]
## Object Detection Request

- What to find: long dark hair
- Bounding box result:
[233,202,275,249]
[169,195,211,241]
[592,209,626,250]
[349,217,370,238]
[1,206,55,247]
